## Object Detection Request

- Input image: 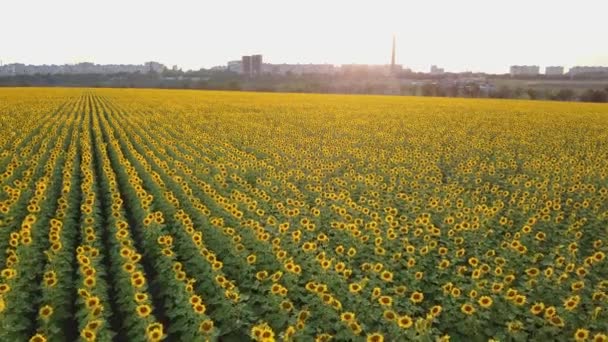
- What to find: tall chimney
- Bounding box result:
[391,35,396,72]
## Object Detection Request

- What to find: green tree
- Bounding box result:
[554,89,575,101]
[526,88,539,100]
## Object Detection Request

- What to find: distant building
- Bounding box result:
[568,66,608,76]
[262,63,337,75]
[241,55,252,75]
[227,60,242,73]
[545,66,564,75]
[239,55,263,76]
[251,55,262,75]
[340,64,399,76]
[0,61,166,76]
[510,65,539,76]
[145,61,165,73]
[430,65,445,75]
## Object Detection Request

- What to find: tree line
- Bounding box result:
[1,71,607,103]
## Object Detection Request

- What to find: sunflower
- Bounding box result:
[256,271,268,281]
[383,310,397,321]
[80,328,96,342]
[251,324,264,340]
[397,315,413,329]
[548,315,565,328]
[530,302,545,315]
[574,328,590,342]
[543,306,557,318]
[593,292,605,301]
[468,257,479,267]
[78,288,90,298]
[505,288,517,299]
[262,326,274,341]
[136,304,152,317]
[478,296,493,308]
[593,333,608,342]
[45,277,58,287]
[85,296,100,309]
[430,305,443,317]
[270,271,283,282]
[86,320,102,331]
[438,259,451,269]
[83,276,96,288]
[410,291,424,304]
[199,320,214,334]
[315,333,333,342]
[525,268,540,277]
[513,295,526,306]
[349,283,362,294]
[507,320,523,333]
[131,275,146,288]
[1,268,16,279]
[367,332,384,342]
[29,334,47,342]
[461,303,475,315]
[189,295,202,306]
[349,322,362,335]
[378,296,393,306]
[122,262,136,273]
[394,285,407,295]
[534,232,547,241]
[571,281,585,291]
[39,305,53,320]
[280,300,293,312]
[340,312,356,322]
[380,271,393,282]
[563,295,580,311]
[193,304,206,314]
[576,267,588,277]
[146,326,164,342]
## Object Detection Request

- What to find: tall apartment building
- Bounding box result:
[251,55,262,75]
[240,55,262,76]
[241,56,252,75]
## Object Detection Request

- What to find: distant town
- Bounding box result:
[1,57,608,78]
[1,41,607,103]
[0,61,166,77]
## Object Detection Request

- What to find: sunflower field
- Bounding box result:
[0,87,607,342]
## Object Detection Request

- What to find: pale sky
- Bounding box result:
[1,0,607,73]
